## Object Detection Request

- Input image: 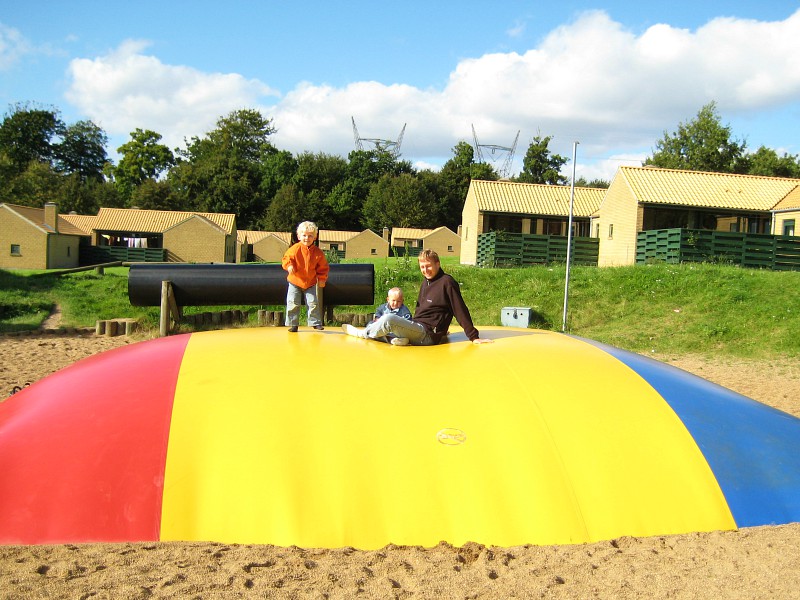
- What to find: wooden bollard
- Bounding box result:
[105,320,118,337]
[273,311,284,326]
[233,309,243,323]
[258,309,267,326]
[125,321,136,336]
[222,310,233,325]
[96,320,106,335]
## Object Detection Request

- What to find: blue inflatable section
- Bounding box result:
[576,337,800,528]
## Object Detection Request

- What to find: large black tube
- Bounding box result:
[128,263,374,307]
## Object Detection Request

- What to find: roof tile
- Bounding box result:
[469,180,604,217]
[619,166,800,211]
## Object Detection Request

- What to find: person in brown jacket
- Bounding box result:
[343,249,493,346]
[281,221,329,332]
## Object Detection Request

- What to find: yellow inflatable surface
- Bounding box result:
[160,326,733,548]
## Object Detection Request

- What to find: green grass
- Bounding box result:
[2,260,798,359]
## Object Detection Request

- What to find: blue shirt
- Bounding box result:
[374,302,412,321]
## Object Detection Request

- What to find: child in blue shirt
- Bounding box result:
[361,287,411,344]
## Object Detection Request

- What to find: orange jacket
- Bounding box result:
[282,242,330,289]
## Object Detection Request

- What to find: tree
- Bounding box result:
[741,146,800,179]
[0,103,64,175]
[574,177,610,189]
[130,179,180,211]
[259,148,297,200]
[112,129,175,202]
[261,183,308,231]
[645,102,747,173]
[0,160,62,206]
[171,109,276,228]
[362,173,437,230]
[54,120,109,182]
[516,135,568,185]
[434,141,498,229]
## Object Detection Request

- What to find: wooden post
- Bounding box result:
[159,280,181,337]
[160,281,170,337]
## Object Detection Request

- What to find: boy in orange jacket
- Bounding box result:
[282,221,330,332]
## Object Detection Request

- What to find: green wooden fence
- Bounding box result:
[477,232,599,267]
[636,229,800,271]
[79,245,166,266]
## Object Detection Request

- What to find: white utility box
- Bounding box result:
[501,307,532,328]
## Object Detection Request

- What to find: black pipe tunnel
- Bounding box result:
[128,263,374,307]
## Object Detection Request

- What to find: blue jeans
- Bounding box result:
[286,283,322,327]
[365,313,434,345]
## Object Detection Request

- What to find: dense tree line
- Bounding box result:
[1,101,798,231]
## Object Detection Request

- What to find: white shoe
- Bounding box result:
[342,324,367,338]
[390,337,410,346]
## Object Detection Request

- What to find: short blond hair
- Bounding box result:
[296,221,318,236]
[418,249,440,263]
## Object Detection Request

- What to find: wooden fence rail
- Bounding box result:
[477,232,599,267]
[636,229,800,271]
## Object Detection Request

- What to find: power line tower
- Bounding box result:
[471,125,520,178]
[352,117,406,157]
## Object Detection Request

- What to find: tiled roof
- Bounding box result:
[773,186,800,211]
[2,204,49,230]
[319,230,360,243]
[59,213,97,236]
[1,203,91,235]
[392,228,433,240]
[468,180,604,217]
[619,166,800,211]
[238,230,291,244]
[94,208,235,234]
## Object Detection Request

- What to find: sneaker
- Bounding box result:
[342,323,367,338]
[390,337,410,346]
[288,326,298,332]
[313,325,324,330]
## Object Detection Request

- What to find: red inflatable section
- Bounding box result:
[0,335,189,544]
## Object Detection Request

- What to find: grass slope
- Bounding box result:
[1,258,798,359]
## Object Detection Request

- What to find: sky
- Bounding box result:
[2,1,800,183]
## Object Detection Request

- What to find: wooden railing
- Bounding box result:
[636,229,800,271]
[477,232,599,267]
[79,245,166,266]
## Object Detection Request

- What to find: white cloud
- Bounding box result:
[0,23,31,70]
[65,39,278,152]
[64,10,800,181]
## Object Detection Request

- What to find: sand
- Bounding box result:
[1,334,800,599]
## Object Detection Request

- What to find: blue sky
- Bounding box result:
[2,1,799,182]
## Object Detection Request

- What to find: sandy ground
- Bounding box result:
[1,334,800,599]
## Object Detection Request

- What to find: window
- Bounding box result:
[371,248,377,255]
[447,245,454,252]
[608,224,614,239]
[784,220,796,237]
[10,244,21,256]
